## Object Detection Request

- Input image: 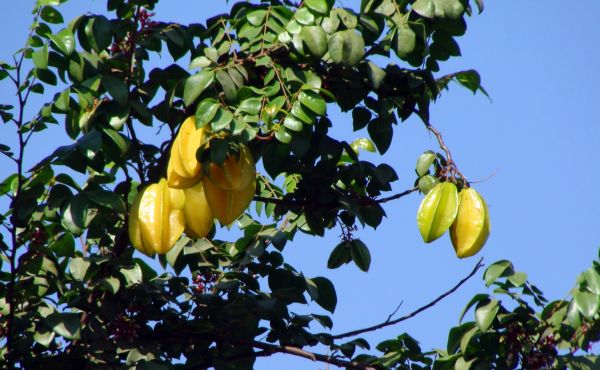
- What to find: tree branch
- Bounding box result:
[253,187,417,207]
[250,341,379,370]
[331,257,485,340]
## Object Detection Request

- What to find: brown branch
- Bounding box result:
[416,109,468,184]
[251,341,379,370]
[374,187,418,204]
[331,257,485,340]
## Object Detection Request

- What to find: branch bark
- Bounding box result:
[251,341,379,370]
[331,257,485,340]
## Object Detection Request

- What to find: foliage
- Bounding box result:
[0,0,597,369]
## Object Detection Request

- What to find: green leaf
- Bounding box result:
[484,260,515,286]
[447,322,476,353]
[49,233,75,257]
[474,298,499,332]
[34,326,55,347]
[45,313,81,340]
[189,56,213,69]
[327,241,352,269]
[32,43,49,69]
[299,90,326,115]
[247,9,267,26]
[291,101,315,124]
[49,28,75,56]
[295,8,315,25]
[86,190,125,212]
[35,68,57,85]
[216,69,237,102]
[300,25,328,58]
[236,97,262,115]
[367,118,393,154]
[100,277,121,294]
[85,15,112,52]
[69,257,91,281]
[196,98,220,127]
[393,24,416,59]
[312,277,337,313]
[350,239,371,272]
[283,115,304,132]
[184,70,215,107]
[412,0,465,20]
[507,271,528,287]
[305,0,333,14]
[102,75,129,106]
[119,265,143,287]
[459,293,490,323]
[573,290,599,319]
[584,267,600,295]
[274,126,292,144]
[102,127,129,158]
[328,30,365,66]
[455,70,484,95]
[40,6,63,24]
[61,194,89,235]
[459,326,478,354]
[455,357,475,370]
[350,138,376,154]
[211,108,234,131]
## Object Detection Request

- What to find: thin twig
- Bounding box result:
[251,341,378,370]
[331,257,484,340]
[385,301,403,322]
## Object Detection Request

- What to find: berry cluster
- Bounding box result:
[192,272,217,294]
[108,314,140,343]
[502,322,557,369]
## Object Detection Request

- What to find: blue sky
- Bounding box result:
[1,0,599,368]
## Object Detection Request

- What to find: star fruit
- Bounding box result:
[450,187,490,258]
[129,178,185,255]
[417,182,459,243]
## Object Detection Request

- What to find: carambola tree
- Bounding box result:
[1,0,599,369]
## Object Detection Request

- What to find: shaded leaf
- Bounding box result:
[327,241,352,269]
[312,276,337,313]
[40,6,63,24]
[184,70,215,107]
[102,75,129,106]
[350,239,371,272]
[45,313,81,340]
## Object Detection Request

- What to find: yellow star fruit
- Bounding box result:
[450,187,490,258]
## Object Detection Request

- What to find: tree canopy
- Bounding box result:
[0,0,599,369]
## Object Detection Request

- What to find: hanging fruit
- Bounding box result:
[128,178,185,255]
[206,144,256,191]
[203,176,256,225]
[417,182,458,243]
[182,181,214,238]
[450,187,490,258]
[167,116,206,188]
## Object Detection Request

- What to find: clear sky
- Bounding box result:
[1,0,599,368]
